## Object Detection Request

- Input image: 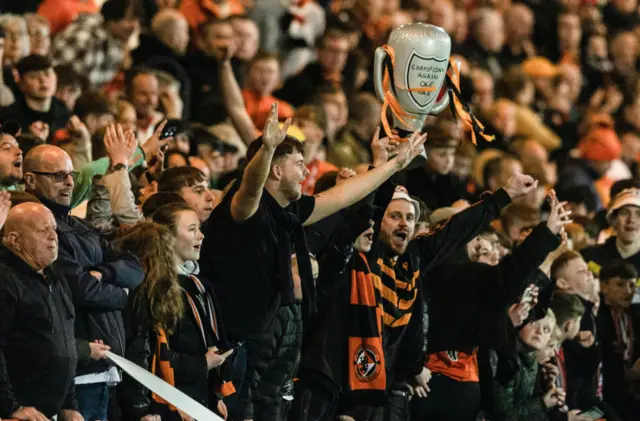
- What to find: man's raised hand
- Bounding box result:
[104,123,137,167]
[504,173,538,199]
[394,131,428,170]
[262,103,291,150]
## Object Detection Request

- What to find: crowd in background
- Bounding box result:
[0,0,640,421]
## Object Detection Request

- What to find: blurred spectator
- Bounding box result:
[242,52,294,129]
[54,64,85,112]
[556,10,582,65]
[131,9,191,120]
[328,92,380,169]
[500,3,535,68]
[275,30,353,107]
[52,0,141,88]
[126,67,163,142]
[0,202,83,421]
[25,14,51,57]
[185,17,239,126]
[229,15,260,63]
[500,202,540,247]
[0,55,71,140]
[462,8,505,80]
[73,91,114,137]
[597,259,640,420]
[403,124,467,210]
[0,15,30,67]
[557,126,622,211]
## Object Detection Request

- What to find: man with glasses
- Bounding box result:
[23,143,144,421]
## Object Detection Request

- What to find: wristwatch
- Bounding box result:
[110,163,128,172]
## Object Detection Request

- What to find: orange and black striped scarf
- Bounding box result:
[347,252,387,398]
[151,277,235,415]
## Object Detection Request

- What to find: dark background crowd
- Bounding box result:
[0,0,639,421]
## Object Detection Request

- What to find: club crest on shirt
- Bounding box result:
[353,344,382,382]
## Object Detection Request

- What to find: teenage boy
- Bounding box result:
[551,251,600,411]
[598,260,640,420]
[157,166,216,223]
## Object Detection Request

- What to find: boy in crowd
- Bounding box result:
[402,122,468,211]
[242,52,294,129]
[551,251,600,411]
[598,260,640,420]
[500,202,540,248]
[157,166,216,223]
[492,310,570,421]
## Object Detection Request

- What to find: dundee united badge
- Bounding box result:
[353,345,382,382]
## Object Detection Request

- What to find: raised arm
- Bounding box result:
[231,105,291,221]
[304,131,426,226]
[219,47,258,146]
[414,173,538,273]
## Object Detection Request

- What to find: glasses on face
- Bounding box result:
[30,170,78,182]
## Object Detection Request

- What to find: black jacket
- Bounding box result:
[425,223,560,356]
[121,274,231,421]
[597,302,640,420]
[184,49,244,126]
[0,95,70,141]
[0,246,78,418]
[44,198,144,376]
[401,167,470,211]
[274,61,357,107]
[131,34,192,120]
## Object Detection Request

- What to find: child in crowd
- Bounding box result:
[492,310,560,421]
[598,260,640,420]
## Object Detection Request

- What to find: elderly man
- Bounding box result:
[500,3,536,67]
[461,8,505,80]
[131,9,191,119]
[0,202,83,421]
[23,144,144,421]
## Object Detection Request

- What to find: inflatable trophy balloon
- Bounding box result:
[374,23,493,147]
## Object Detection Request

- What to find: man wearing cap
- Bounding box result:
[292,166,538,421]
[0,54,70,141]
[583,188,640,305]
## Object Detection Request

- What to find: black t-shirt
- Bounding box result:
[200,184,316,338]
[0,96,70,140]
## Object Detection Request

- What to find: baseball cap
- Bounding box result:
[16,54,53,77]
[391,186,420,216]
[607,188,640,223]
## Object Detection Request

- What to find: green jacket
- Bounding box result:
[492,343,549,421]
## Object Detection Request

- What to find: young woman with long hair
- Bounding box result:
[117,216,234,421]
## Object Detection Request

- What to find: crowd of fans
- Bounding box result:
[0,0,640,421]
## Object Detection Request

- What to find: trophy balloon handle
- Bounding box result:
[373,47,388,105]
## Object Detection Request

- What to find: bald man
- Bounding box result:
[23,145,143,421]
[0,203,83,421]
[131,9,191,119]
[462,8,504,79]
[501,3,535,67]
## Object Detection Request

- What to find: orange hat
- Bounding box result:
[578,128,622,162]
[521,57,558,78]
